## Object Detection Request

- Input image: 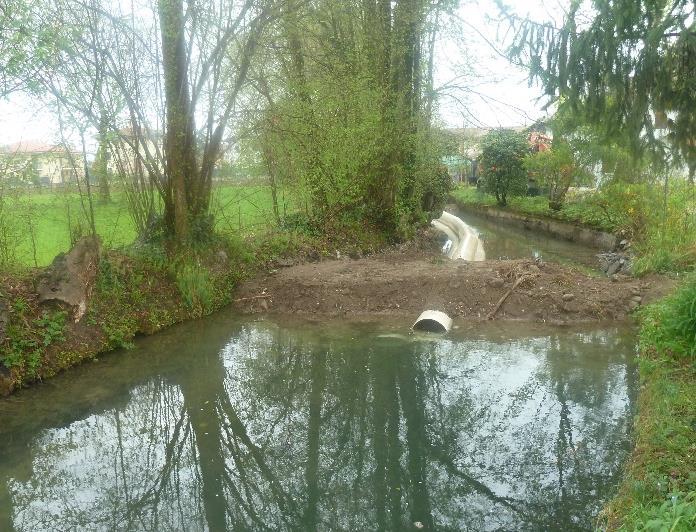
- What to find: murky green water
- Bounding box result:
[449,208,601,268]
[0,315,636,531]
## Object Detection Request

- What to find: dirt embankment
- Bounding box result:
[234,250,672,323]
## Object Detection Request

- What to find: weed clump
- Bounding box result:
[175,262,214,316]
[639,274,696,359]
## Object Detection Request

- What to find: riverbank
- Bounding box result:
[0,222,395,396]
[0,245,240,396]
[450,184,696,275]
[1,224,671,396]
[600,277,696,530]
[448,195,617,250]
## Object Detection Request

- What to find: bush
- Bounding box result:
[175,262,214,316]
[524,142,592,210]
[639,275,696,359]
[479,129,529,206]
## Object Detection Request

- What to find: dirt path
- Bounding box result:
[234,249,672,323]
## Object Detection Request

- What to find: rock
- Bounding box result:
[562,293,575,302]
[631,295,642,304]
[487,278,505,289]
[276,257,295,268]
[37,236,100,322]
[628,300,640,311]
[619,239,629,249]
[607,260,622,276]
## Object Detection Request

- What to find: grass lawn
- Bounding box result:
[1,183,281,268]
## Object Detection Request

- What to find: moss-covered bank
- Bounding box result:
[0,248,239,396]
[0,225,391,396]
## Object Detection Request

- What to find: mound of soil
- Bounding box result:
[234,252,670,323]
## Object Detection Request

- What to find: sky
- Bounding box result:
[0,0,562,148]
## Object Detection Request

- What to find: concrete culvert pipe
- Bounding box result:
[413,310,452,333]
[431,211,485,261]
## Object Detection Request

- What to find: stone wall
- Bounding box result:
[451,202,618,250]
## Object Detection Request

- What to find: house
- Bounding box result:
[107,127,162,180]
[442,126,552,184]
[0,140,84,185]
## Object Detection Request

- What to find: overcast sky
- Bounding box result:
[0,0,562,147]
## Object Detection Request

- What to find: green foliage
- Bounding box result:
[602,279,696,530]
[504,0,696,175]
[631,492,696,532]
[175,262,214,316]
[421,165,454,214]
[639,275,696,359]
[2,307,67,379]
[253,0,449,241]
[34,310,68,347]
[524,142,592,210]
[478,129,529,206]
[632,182,696,275]
[101,322,135,351]
[452,178,696,274]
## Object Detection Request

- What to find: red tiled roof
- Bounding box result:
[1,140,78,154]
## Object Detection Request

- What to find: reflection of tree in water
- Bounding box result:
[484,329,637,530]
[1,323,636,531]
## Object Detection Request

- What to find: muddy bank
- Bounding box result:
[450,199,618,250]
[234,252,671,323]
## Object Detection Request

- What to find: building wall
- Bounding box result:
[0,152,84,185]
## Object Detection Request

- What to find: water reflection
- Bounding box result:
[0,318,636,531]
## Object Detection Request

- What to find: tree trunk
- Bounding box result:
[371,0,397,233]
[159,0,198,242]
[284,9,326,221]
[94,111,110,203]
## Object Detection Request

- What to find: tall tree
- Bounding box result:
[254,0,449,240]
[158,0,198,241]
[23,0,282,245]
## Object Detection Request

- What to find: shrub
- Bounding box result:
[175,262,214,315]
[639,274,696,359]
[524,142,592,210]
[479,129,529,206]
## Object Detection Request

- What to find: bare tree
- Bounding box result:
[30,0,284,245]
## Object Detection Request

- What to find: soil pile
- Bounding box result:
[234,253,669,323]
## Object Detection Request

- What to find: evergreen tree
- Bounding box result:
[502,0,695,179]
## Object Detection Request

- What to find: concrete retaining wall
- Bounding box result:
[450,200,617,250]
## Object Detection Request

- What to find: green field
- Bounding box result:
[0,184,284,268]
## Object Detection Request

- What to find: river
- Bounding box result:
[447,207,601,269]
[0,312,636,531]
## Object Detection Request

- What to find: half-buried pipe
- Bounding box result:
[432,211,485,261]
